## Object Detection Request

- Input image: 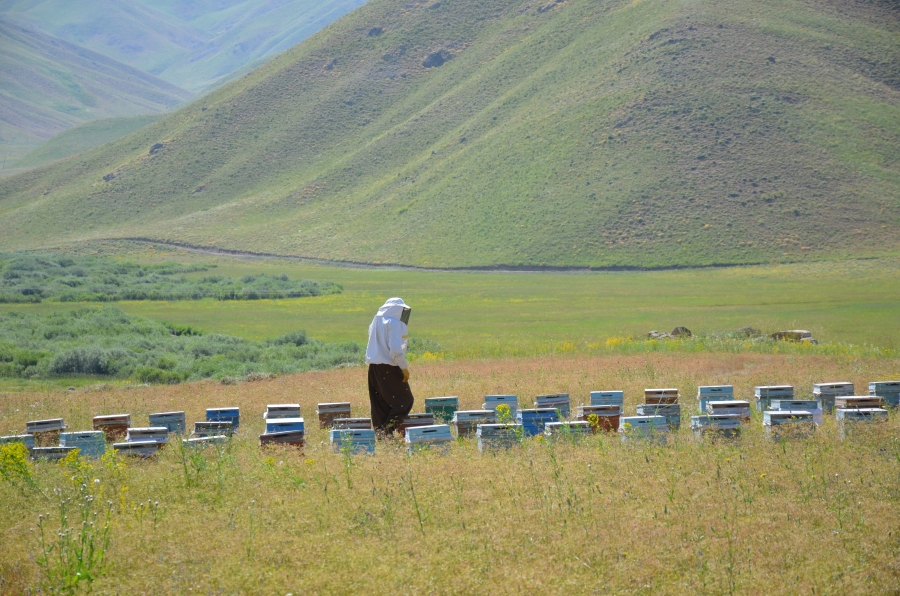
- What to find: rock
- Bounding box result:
[770,330,812,342]
[671,326,692,337]
[738,326,762,337]
[800,337,819,345]
[103,173,115,182]
[647,330,672,340]
[422,49,452,68]
[367,27,383,37]
[149,143,164,155]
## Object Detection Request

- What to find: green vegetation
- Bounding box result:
[1,353,898,593]
[12,115,162,171]
[0,252,342,303]
[0,18,190,167]
[2,0,898,267]
[0,306,363,383]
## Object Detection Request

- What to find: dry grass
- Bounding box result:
[2,352,899,594]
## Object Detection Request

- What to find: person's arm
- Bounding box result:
[387,320,409,371]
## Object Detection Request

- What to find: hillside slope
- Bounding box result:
[1,0,898,267]
[0,18,191,165]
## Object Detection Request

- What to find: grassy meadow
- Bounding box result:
[1,352,899,594]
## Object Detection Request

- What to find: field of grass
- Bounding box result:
[2,0,898,267]
[1,352,898,594]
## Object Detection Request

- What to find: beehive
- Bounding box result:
[812,382,854,414]
[618,416,669,444]
[690,415,742,440]
[0,434,35,451]
[482,395,519,418]
[32,446,76,461]
[697,385,734,412]
[126,427,169,445]
[534,394,571,418]
[754,385,794,412]
[113,440,159,458]
[332,418,373,430]
[330,429,376,454]
[192,421,233,437]
[769,400,823,425]
[26,418,67,433]
[704,400,751,422]
[869,381,900,408]
[590,391,624,413]
[476,424,522,452]
[424,396,459,422]
[259,430,305,448]
[60,431,106,458]
[516,408,560,437]
[316,403,351,429]
[644,388,679,405]
[636,403,682,429]
[405,424,454,454]
[206,407,240,430]
[834,396,884,410]
[264,418,305,434]
[148,411,186,434]
[93,414,130,441]
[576,404,620,432]
[763,410,815,440]
[451,410,497,437]
[182,435,228,447]
[397,413,435,437]
[836,408,888,440]
[264,404,301,419]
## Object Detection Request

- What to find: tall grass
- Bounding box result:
[1,352,898,593]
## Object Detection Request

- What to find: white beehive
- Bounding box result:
[543,421,593,441]
[26,418,66,433]
[193,421,233,437]
[126,427,169,445]
[476,424,522,452]
[113,440,159,457]
[812,382,854,413]
[836,407,888,440]
[636,403,682,429]
[619,416,669,444]
[535,394,571,418]
[32,446,76,461]
[869,381,900,407]
[754,385,794,412]
[590,391,624,412]
[264,404,302,419]
[690,415,743,440]
[763,410,815,439]
[405,424,454,454]
[332,418,373,430]
[770,400,823,425]
[705,400,751,420]
[482,395,519,417]
[451,410,497,437]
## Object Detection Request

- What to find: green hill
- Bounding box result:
[1,0,898,268]
[0,18,191,166]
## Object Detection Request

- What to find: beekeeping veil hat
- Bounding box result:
[376,297,411,325]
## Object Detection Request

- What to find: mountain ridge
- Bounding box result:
[1,0,898,267]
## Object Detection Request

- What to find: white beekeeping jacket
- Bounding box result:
[365,297,409,369]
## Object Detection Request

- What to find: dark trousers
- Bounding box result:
[368,363,414,433]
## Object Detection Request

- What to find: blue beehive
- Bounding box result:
[590,391,624,413]
[535,394,570,418]
[265,418,305,433]
[869,381,900,408]
[516,408,559,436]
[636,403,682,429]
[476,423,522,451]
[619,416,669,444]
[697,385,734,412]
[330,429,376,454]
[483,395,519,418]
[149,411,186,434]
[207,407,240,430]
[424,397,459,422]
[0,434,35,450]
[754,385,793,412]
[60,431,106,458]
[690,415,742,440]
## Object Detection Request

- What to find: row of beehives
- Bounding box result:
[2,381,897,459]
[0,407,240,461]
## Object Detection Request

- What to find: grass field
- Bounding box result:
[1,352,899,594]
[3,0,898,267]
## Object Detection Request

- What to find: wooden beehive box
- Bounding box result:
[644,388,679,405]
[316,403,351,429]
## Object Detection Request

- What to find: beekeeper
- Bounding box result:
[365,297,415,434]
